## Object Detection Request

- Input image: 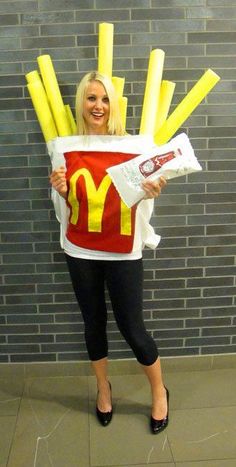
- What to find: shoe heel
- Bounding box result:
[150,387,169,435]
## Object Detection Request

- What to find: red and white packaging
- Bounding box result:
[107,133,202,207]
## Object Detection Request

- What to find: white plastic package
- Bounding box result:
[107,133,202,207]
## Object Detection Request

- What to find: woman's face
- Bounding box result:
[83,80,110,135]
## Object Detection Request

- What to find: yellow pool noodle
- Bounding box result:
[37,54,71,137]
[154,80,176,134]
[112,76,125,98]
[139,48,165,135]
[119,96,128,129]
[27,80,58,142]
[155,69,220,145]
[65,104,77,135]
[25,70,41,83]
[98,23,114,78]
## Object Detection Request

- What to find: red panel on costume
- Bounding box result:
[64,151,138,253]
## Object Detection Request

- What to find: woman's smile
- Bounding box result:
[91,111,105,119]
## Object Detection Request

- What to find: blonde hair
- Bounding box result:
[75,71,125,136]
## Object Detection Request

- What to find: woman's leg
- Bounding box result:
[105,259,167,419]
[106,259,158,366]
[142,358,167,420]
[65,255,111,411]
[65,255,108,361]
[91,357,112,412]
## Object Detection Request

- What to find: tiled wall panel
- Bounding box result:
[0,0,235,362]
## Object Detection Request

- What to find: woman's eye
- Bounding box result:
[103,97,109,103]
[88,96,96,101]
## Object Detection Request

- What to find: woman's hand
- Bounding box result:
[49,166,68,199]
[142,176,167,199]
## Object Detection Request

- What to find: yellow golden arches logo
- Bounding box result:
[68,168,131,236]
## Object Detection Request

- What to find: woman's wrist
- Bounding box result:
[59,190,68,200]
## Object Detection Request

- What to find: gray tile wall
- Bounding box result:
[0,0,235,363]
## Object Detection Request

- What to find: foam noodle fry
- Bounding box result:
[27,80,58,142]
[65,104,77,135]
[119,96,128,129]
[25,70,41,83]
[112,76,125,98]
[154,80,176,134]
[37,55,71,136]
[155,69,220,145]
[98,23,114,78]
[140,49,165,135]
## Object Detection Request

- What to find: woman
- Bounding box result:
[50,71,169,434]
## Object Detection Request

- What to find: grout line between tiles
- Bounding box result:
[6,379,25,467]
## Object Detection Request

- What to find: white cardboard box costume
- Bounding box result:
[47,135,162,256]
[47,133,201,257]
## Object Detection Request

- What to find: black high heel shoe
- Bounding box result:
[96,382,113,427]
[150,387,169,435]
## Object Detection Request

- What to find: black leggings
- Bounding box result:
[65,255,158,366]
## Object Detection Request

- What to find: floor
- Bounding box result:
[1,362,236,467]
